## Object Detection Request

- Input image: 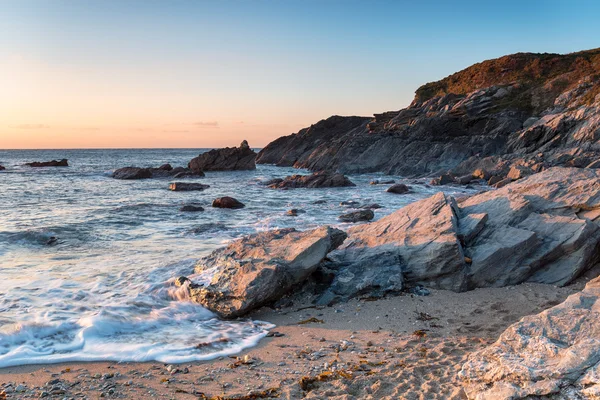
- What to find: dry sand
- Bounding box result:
[0,280,587,399]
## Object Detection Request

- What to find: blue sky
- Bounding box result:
[2,0,599,148]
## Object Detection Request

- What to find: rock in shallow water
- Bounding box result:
[386,183,411,194]
[460,276,600,399]
[112,167,152,180]
[25,159,69,167]
[189,226,347,318]
[188,140,256,172]
[338,209,374,223]
[179,204,204,212]
[268,171,355,189]
[212,196,245,209]
[169,182,210,191]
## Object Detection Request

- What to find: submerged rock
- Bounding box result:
[25,159,68,167]
[179,204,205,212]
[188,140,256,172]
[268,171,355,189]
[212,197,245,209]
[169,182,210,191]
[286,209,306,217]
[189,226,347,318]
[0,165,5,171]
[338,210,374,223]
[461,276,600,399]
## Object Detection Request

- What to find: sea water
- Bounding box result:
[0,149,475,367]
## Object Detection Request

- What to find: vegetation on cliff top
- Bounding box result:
[415,48,600,105]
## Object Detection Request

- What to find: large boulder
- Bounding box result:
[25,159,68,167]
[189,226,347,318]
[188,140,256,172]
[461,276,600,399]
[324,167,600,300]
[267,171,355,189]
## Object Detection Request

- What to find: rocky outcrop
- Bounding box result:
[188,140,256,172]
[323,168,600,300]
[188,227,347,318]
[112,165,203,180]
[461,276,600,399]
[25,159,68,167]
[169,182,210,191]
[267,171,355,189]
[257,49,600,179]
[212,197,245,209]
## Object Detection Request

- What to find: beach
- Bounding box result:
[1,280,585,399]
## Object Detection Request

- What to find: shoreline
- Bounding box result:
[0,280,586,399]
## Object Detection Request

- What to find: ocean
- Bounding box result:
[0,148,474,367]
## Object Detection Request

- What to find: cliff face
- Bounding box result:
[257,48,600,177]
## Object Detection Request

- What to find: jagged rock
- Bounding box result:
[506,164,533,180]
[386,183,411,194]
[25,159,68,167]
[112,167,153,180]
[460,276,600,399]
[338,210,374,223]
[326,168,600,295]
[258,49,600,178]
[487,175,504,186]
[587,159,600,168]
[267,171,355,189]
[180,204,204,212]
[472,169,491,180]
[330,192,467,292]
[189,226,347,317]
[169,182,210,191]
[188,140,256,172]
[212,197,245,209]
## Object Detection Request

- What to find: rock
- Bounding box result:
[0,165,5,171]
[25,159,68,167]
[492,177,512,188]
[286,209,305,217]
[257,49,600,179]
[268,171,355,189]
[361,203,382,209]
[329,192,467,292]
[158,163,173,171]
[188,140,256,172]
[587,159,600,168]
[386,183,411,194]
[169,182,210,191]
[313,200,327,204]
[455,174,473,185]
[113,167,152,180]
[262,178,284,186]
[338,210,374,223]
[212,197,245,209]
[430,174,454,186]
[180,204,205,212]
[370,180,395,185]
[461,276,600,399]
[506,164,532,180]
[487,175,504,186]
[325,167,600,296]
[472,168,490,180]
[189,226,347,317]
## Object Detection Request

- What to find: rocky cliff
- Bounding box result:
[257,48,600,177]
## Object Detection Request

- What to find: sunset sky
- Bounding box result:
[2,0,600,149]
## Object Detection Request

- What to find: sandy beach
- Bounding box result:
[1,280,586,399]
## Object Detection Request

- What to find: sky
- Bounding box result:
[1,0,600,149]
